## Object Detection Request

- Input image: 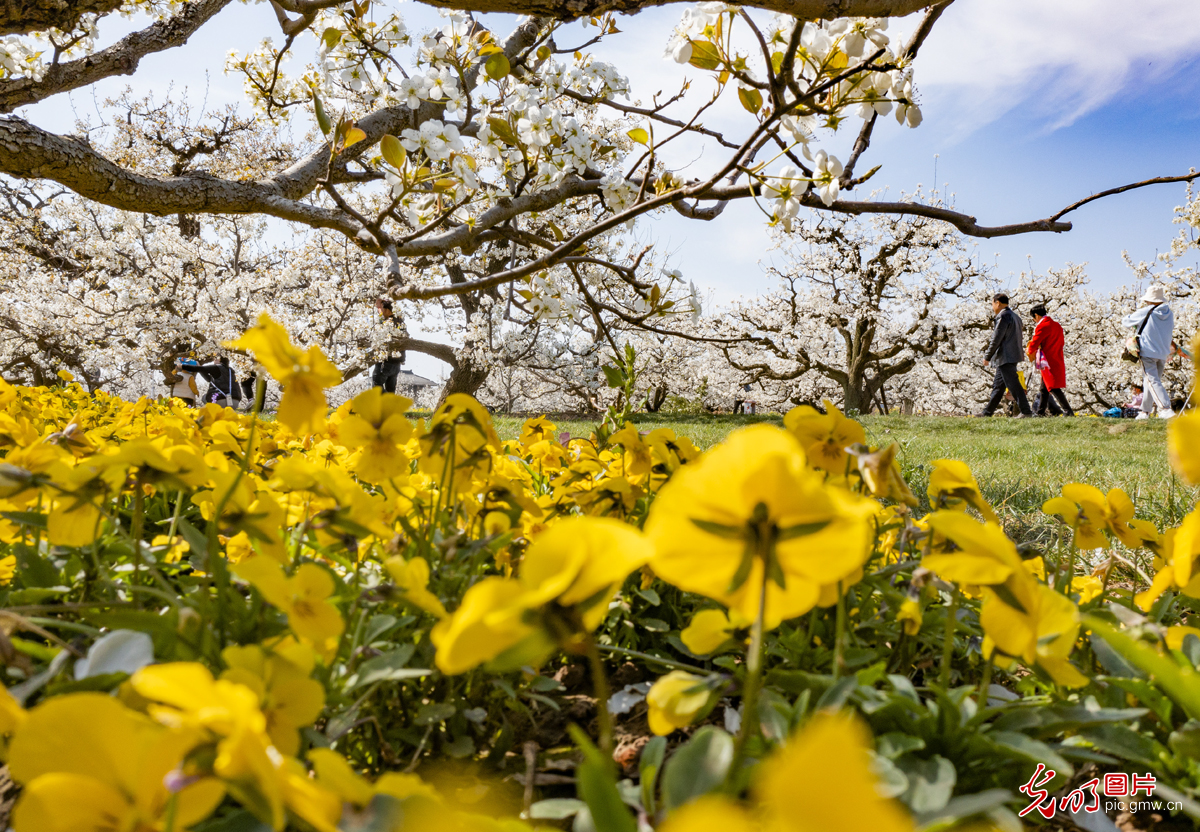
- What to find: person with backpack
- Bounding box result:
[1026,306,1074,417]
[1122,284,1175,419]
[170,358,200,405]
[197,356,242,409]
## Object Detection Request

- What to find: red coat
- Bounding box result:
[1026,316,1067,389]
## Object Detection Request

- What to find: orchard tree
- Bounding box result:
[0,0,1194,330]
[717,202,989,413]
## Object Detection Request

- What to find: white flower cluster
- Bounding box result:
[0,36,45,81]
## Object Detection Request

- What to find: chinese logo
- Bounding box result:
[1019,766,1175,818]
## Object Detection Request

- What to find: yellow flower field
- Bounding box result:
[1,315,1200,830]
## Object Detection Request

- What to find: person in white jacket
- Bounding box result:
[1122,284,1175,419]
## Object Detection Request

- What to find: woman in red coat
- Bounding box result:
[1026,305,1074,416]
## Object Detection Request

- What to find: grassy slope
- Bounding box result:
[494,412,1197,554]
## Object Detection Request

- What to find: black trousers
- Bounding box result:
[371,358,402,393]
[984,362,1032,416]
[1035,381,1074,416]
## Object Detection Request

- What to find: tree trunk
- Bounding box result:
[438,360,490,406]
[841,383,871,416]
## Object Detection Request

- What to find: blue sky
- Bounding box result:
[24,0,1200,376]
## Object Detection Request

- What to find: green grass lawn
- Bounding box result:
[494,412,1197,553]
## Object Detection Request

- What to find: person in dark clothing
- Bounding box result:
[978,293,1032,418]
[370,299,406,393]
[1026,305,1074,417]
[196,356,241,408]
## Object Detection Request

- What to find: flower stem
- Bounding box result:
[584,634,615,759]
[939,589,959,690]
[131,482,145,606]
[833,580,846,680]
[977,652,993,710]
[725,565,768,793]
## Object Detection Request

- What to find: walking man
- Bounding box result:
[978,293,1032,418]
[1123,284,1175,419]
[1026,305,1074,417]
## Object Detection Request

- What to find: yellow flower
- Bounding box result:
[610,422,653,479]
[384,556,447,618]
[927,459,999,525]
[921,511,1021,587]
[646,426,876,628]
[418,394,500,493]
[1168,411,1200,486]
[681,608,746,655]
[8,692,225,832]
[646,671,715,736]
[130,662,339,832]
[1071,575,1104,604]
[234,558,345,658]
[1136,511,1200,610]
[644,427,701,489]
[432,517,652,674]
[227,314,341,435]
[657,795,758,832]
[429,577,538,675]
[309,747,439,806]
[1166,625,1200,652]
[0,684,25,760]
[337,388,414,484]
[151,534,189,564]
[519,416,558,446]
[847,443,918,507]
[221,644,326,757]
[0,555,15,586]
[755,712,914,832]
[783,399,866,472]
[1043,484,1141,549]
[980,576,1088,688]
[896,598,922,635]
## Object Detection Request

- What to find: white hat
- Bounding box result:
[1142,284,1167,304]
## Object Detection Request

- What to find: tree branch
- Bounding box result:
[0,0,235,112]
[413,0,936,21]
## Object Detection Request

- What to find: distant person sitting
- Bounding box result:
[978,293,1032,418]
[370,299,406,394]
[197,356,241,408]
[1103,384,1144,418]
[1125,384,1144,417]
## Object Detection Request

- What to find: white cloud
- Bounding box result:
[910,0,1200,135]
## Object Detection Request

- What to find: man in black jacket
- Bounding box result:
[978,293,1032,418]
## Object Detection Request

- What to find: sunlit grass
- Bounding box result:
[494,412,1195,553]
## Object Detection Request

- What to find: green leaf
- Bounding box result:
[989,731,1073,782]
[487,116,519,146]
[415,702,457,725]
[321,27,343,51]
[348,646,428,690]
[485,53,511,80]
[626,127,649,146]
[635,588,661,606]
[898,755,956,814]
[639,736,667,814]
[687,39,722,70]
[569,726,636,832]
[737,87,763,114]
[1086,615,1200,720]
[380,134,407,170]
[876,732,925,759]
[530,798,585,820]
[312,92,332,136]
[14,542,58,587]
[601,364,625,389]
[2,510,46,529]
[661,726,733,811]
